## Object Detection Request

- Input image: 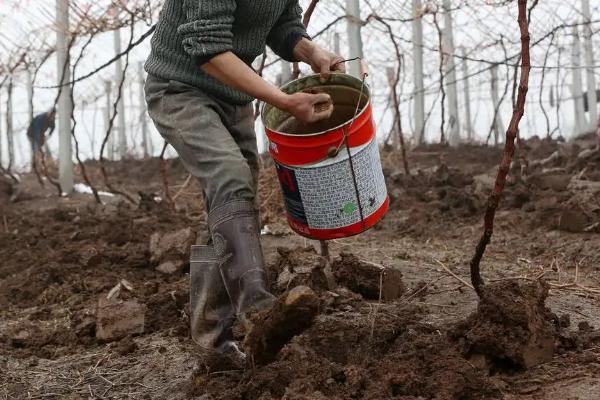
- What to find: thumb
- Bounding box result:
[319,62,331,82]
[314,106,334,121]
[312,93,331,105]
[312,93,334,120]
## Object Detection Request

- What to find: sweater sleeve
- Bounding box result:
[178,0,237,65]
[266,0,310,62]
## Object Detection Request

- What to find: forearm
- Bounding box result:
[201,52,290,109]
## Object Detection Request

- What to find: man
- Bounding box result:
[27,109,55,153]
[144,1,345,361]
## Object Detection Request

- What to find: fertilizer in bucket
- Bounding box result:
[262,73,389,240]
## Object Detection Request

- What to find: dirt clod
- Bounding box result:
[244,286,320,365]
[96,297,147,342]
[113,336,138,355]
[331,253,405,300]
[452,280,557,369]
[558,207,590,232]
[270,247,330,294]
[149,227,195,266]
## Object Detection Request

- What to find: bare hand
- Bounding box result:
[307,46,346,82]
[284,92,334,123]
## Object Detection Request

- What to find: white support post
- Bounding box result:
[572,26,587,135]
[27,68,34,121]
[460,47,473,142]
[582,0,597,131]
[334,32,341,56]
[105,80,115,160]
[412,0,425,145]
[56,0,74,193]
[252,57,269,154]
[490,65,505,146]
[6,77,14,171]
[280,60,293,85]
[138,62,150,158]
[0,91,3,168]
[346,0,363,78]
[386,67,400,150]
[443,0,460,145]
[114,27,128,159]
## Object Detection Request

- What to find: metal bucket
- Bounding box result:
[262,73,389,240]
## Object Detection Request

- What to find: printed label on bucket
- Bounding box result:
[275,139,387,232]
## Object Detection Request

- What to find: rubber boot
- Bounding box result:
[208,200,276,324]
[208,200,321,365]
[189,245,245,364]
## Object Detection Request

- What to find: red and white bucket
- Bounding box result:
[262,73,389,240]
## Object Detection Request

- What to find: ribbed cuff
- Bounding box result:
[208,199,257,229]
[191,245,218,262]
[193,51,227,67]
[284,32,311,62]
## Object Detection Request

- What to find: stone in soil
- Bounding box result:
[96,297,147,341]
[331,253,405,300]
[149,227,195,267]
[156,261,181,275]
[558,207,590,232]
[451,280,557,369]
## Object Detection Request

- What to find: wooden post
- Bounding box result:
[411,0,425,144]
[56,0,74,193]
[443,0,460,145]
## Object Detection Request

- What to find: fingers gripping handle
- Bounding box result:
[332,57,369,79]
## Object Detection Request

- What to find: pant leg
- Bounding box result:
[226,104,260,196]
[144,75,255,211]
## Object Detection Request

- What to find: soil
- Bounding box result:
[1,137,599,399]
[451,281,558,370]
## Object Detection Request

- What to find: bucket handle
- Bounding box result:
[332,63,370,231]
[327,66,369,159]
[332,57,370,78]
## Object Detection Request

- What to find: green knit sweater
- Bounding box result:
[145,0,308,105]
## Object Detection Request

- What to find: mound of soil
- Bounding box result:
[452,280,558,369]
[192,298,500,400]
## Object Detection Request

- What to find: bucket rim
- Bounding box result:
[261,73,371,138]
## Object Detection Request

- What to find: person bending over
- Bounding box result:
[144,0,345,360]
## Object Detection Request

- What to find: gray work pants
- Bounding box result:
[144,75,259,211]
